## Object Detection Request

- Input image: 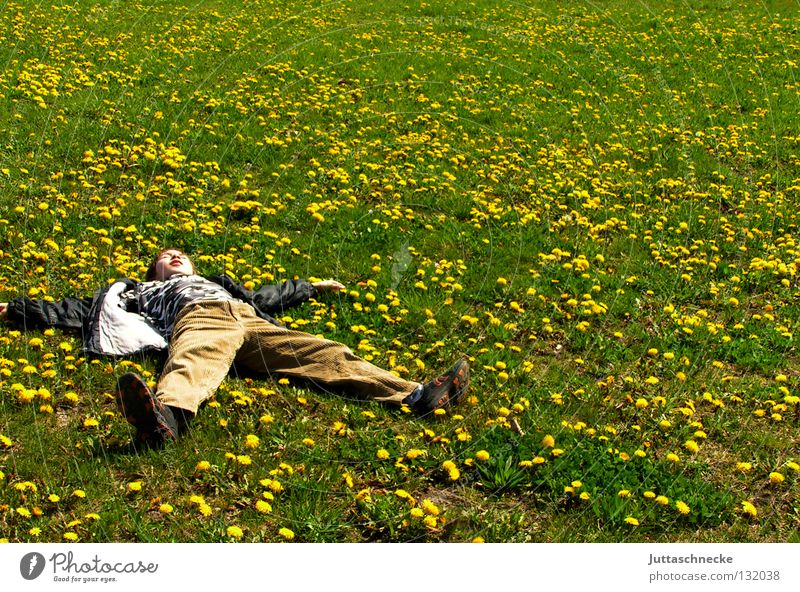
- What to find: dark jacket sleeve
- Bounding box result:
[252,279,316,313]
[207,274,316,315]
[6,296,93,331]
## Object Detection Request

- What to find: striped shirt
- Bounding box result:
[122,275,238,339]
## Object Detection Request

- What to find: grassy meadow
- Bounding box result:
[0,0,799,542]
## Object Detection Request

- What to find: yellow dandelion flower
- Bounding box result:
[741,501,757,518]
[769,472,784,484]
[421,499,440,516]
[278,527,295,540]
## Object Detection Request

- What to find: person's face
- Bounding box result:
[153,250,194,281]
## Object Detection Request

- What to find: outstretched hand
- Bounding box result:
[312,280,346,293]
[0,302,7,321]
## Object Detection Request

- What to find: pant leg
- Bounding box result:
[231,302,419,405]
[156,301,246,413]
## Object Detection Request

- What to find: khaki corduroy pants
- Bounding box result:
[156,300,419,413]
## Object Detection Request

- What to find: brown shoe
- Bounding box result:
[415,361,470,413]
[115,373,178,446]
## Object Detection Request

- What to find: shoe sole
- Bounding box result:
[115,373,176,444]
[427,360,470,411]
[449,361,470,405]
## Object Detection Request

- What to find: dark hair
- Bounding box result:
[145,249,192,281]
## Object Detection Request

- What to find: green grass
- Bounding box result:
[0,0,799,543]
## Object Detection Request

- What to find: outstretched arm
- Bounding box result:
[2,297,93,331]
[311,280,345,293]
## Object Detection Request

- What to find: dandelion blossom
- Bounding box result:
[769,472,785,484]
[741,500,758,518]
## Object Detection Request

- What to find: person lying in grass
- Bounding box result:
[0,249,469,447]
